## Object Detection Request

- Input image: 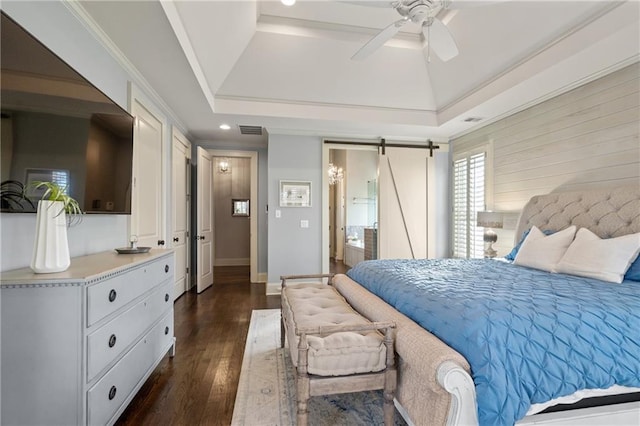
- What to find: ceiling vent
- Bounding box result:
[463,117,483,123]
[238,125,263,135]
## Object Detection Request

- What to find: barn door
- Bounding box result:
[378,147,439,259]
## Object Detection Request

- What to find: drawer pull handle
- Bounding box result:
[165,293,170,302]
[108,334,117,348]
[165,326,170,335]
[108,289,117,303]
[108,386,117,401]
[165,265,169,273]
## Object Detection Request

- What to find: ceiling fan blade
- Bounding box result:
[351,18,408,60]
[424,17,459,62]
[340,1,398,8]
[445,0,507,9]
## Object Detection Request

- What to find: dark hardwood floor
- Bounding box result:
[115,266,279,426]
[330,257,349,274]
[116,262,349,425]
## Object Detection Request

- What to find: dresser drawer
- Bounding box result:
[87,311,174,426]
[87,256,172,326]
[86,279,172,383]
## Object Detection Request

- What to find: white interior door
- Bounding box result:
[172,129,190,300]
[131,99,164,249]
[196,147,214,293]
[378,147,431,259]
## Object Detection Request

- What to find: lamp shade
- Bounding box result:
[477,211,503,229]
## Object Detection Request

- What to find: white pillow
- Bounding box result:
[513,225,576,272]
[555,228,640,283]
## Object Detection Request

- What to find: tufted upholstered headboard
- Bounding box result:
[514,185,640,243]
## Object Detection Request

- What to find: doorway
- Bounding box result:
[325,146,379,274]
[208,150,258,283]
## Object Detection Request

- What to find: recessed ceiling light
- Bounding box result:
[219,124,231,130]
[281,0,296,6]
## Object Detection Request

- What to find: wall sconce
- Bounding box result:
[218,158,230,174]
[476,211,504,258]
[328,163,344,185]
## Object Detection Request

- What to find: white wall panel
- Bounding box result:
[452,63,640,256]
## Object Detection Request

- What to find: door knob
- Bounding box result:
[173,237,179,242]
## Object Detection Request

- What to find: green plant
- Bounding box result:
[0,180,35,211]
[32,181,83,225]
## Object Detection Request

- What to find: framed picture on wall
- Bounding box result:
[279,180,311,207]
[232,199,250,217]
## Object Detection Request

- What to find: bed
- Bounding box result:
[332,185,640,425]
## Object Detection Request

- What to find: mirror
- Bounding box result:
[232,199,250,217]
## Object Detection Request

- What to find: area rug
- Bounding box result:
[231,309,407,426]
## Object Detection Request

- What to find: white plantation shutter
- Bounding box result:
[453,159,468,258]
[453,152,486,258]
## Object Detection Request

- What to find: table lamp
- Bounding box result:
[477,211,504,258]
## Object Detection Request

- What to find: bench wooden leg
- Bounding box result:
[280,311,285,348]
[297,333,310,426]
[383,327,397,426]
[383,369,396,426]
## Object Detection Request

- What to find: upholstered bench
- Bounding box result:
[280,274,397,426]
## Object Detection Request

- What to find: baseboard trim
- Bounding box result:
[257,272,267,283]
[214,258,250,266]
[266,282,281,296]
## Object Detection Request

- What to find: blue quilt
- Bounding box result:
[346,259,640,425]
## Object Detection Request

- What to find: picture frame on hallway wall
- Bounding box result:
[232,199,250,217]
[279,180,311,207]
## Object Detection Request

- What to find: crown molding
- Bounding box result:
[450,56,639,141]
[62,0,189,137]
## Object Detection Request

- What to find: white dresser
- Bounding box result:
[1,249,175,426]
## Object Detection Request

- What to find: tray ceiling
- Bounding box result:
[78,0,639,143]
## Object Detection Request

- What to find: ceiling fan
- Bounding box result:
[349,0,469,62]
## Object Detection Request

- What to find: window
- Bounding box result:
[453,151,486,258]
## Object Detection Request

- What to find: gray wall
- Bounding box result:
[0,2,180,271]
[268,135,322,284]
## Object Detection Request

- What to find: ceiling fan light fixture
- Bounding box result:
[281,0,296,6]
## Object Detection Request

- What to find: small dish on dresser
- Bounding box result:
[115,247,151,254]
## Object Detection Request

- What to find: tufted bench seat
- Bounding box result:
[280,274,396,426]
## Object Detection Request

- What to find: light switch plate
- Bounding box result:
[275,210,281,218]
[300,220,309,228]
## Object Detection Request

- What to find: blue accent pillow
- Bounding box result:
[505,228,554,261]
[624,254,640,281]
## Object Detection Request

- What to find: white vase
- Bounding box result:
[31,200,71,273]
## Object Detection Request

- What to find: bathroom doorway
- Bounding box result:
[327,146,378,273]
